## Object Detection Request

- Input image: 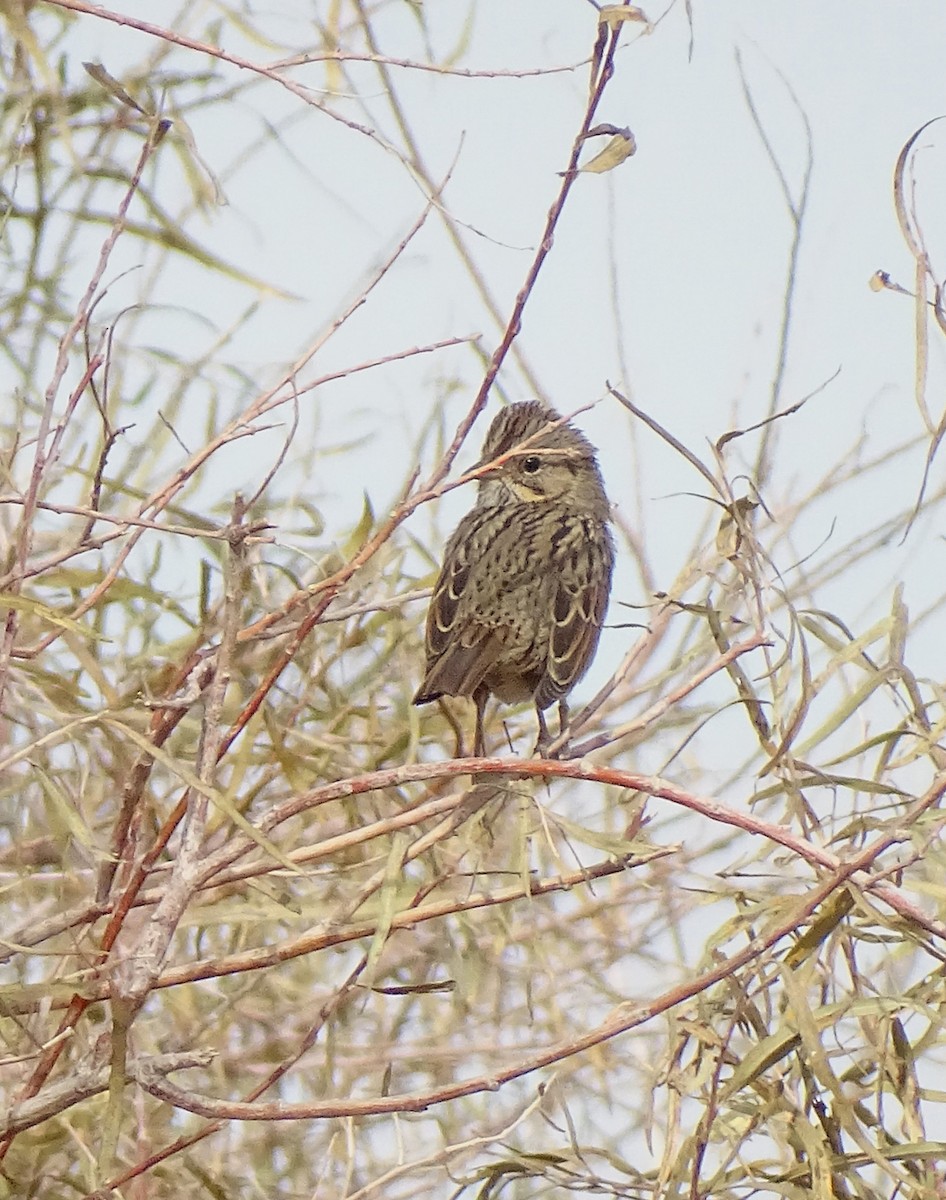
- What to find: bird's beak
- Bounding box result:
[470,454,504,480]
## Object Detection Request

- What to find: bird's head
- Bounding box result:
[473,401,610,514]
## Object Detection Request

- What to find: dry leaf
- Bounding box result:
[580,131,637,174]
[600,5,649,30]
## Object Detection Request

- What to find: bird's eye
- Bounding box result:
[522,455,541,474]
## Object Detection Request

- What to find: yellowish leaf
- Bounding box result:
[36,767,96,851]
[83,61,147,114]
[600,5,649,30]
[580,131,637,174]
[0,592,108,641]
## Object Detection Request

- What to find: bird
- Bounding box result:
[413,400,615,756]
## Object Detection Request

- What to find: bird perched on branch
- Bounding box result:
[414,400,614,756]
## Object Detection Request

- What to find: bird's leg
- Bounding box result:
[533,701,568,758]
[534,705,551,756]
[557,699,569,740]
[473,684,489,756]
[436,697,467,758]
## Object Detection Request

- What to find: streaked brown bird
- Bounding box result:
[413,400,615,755]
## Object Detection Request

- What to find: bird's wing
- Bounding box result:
[413,512,499,703]
[539,520,615,707]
